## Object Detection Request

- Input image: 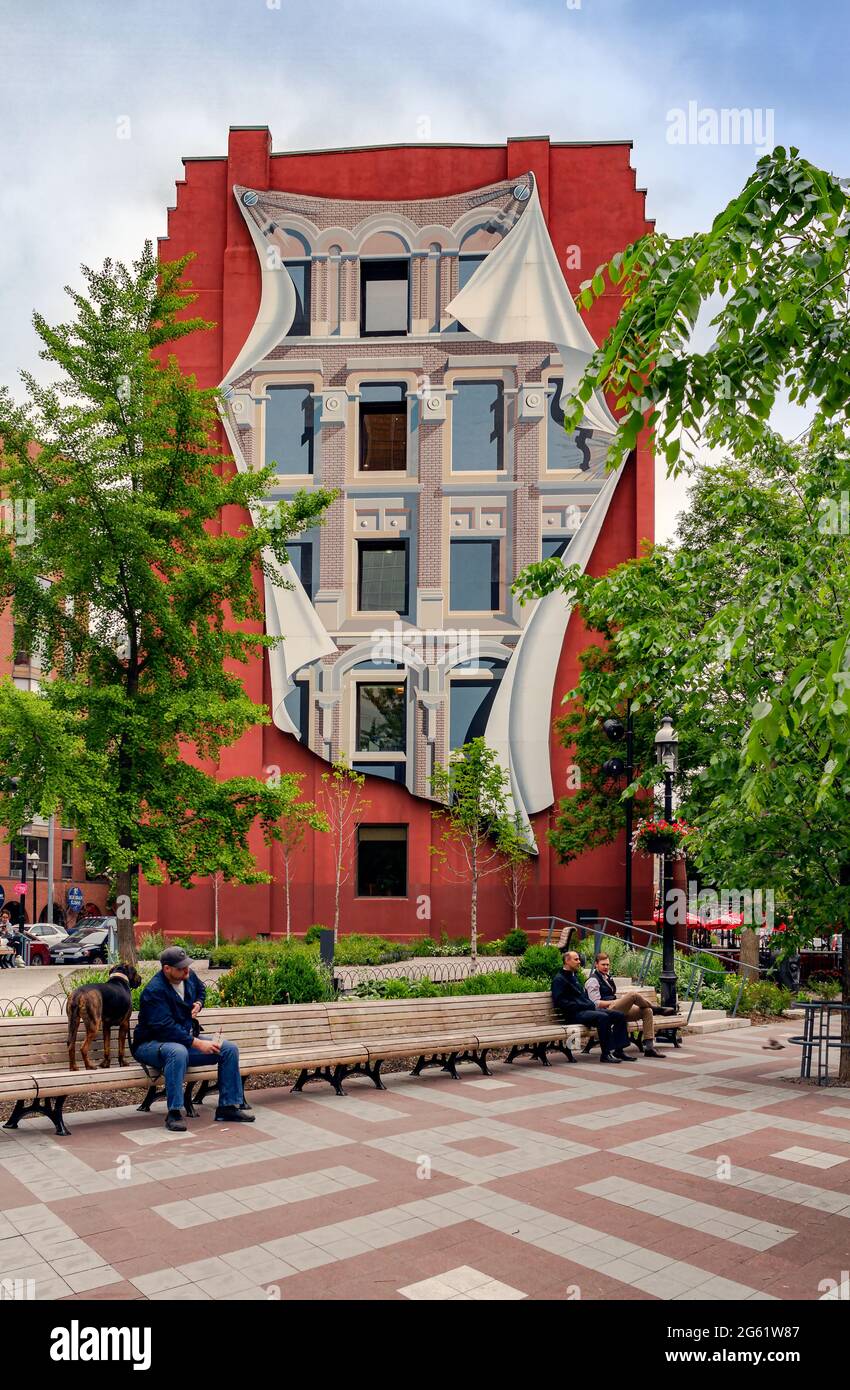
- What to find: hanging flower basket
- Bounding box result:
[632,818,692,859]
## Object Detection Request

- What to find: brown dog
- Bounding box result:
[66,963,142,1071]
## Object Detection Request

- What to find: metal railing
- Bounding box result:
[527,913,779,1018]
[333,955,519,992]
[0,993,68,1019]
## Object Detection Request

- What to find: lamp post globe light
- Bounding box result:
[654,716,679,1012]
[602,705,634,944]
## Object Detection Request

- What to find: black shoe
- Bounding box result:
[239,1101,254,1113]
[215,1105,256,1123]
[643,1045,666,1058]
[165,1110,187,1132]
[599,1052,622,1064]
[613,1049,637,1062]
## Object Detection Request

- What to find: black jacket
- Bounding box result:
[551,969,594,1021]
[132,968,206,1052]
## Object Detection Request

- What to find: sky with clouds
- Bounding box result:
[1,0,847,537]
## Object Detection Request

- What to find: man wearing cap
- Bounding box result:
[131,946,255,1132]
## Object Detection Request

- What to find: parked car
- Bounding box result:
[26,923,69,950]
[49,927,110,965]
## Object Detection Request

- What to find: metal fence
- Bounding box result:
[0,993,68,1019]
[333,955,519,992]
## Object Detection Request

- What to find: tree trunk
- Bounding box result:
[114,867,137,964]
[284,859,291,940]
[333,846,341,944]
[840,926,850,1085]
[738,927,759,981]
[470,862,478,966]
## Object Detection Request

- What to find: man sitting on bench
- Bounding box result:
[552,950,634,1064]
[585,951,665,1059]
[131,946,255,1132]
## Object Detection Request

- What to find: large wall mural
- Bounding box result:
[217,172,621,839]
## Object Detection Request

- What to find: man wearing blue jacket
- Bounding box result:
[132,946,255,1132]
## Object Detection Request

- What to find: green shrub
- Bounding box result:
[409,936,439,956]
[504,929,529,956]
[304,924,327,945]
[517,944,562,981]
[217,949,332,1007]
[167,936,213,960]
[448,971,548,995]
[737,980,792,1017]
[479,938,505,956]
[138,932,165,960]
[334,934,406,965]
[812,979,842,1001]
[698,985,731,1012]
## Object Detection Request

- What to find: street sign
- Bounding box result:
[0,885,4,910]
[67,886,84,911]
[14,882,27,896]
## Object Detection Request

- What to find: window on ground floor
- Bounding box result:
[357,824,408,897]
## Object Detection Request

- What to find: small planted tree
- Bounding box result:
[499,810,536,936]
[278,776,328,939]
[430,738,512,965]
[318,758,369,943]
[0,245,335,961]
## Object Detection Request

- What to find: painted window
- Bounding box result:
[547,379,591,471]
[359,382,407,472]
[265,386,315,475]
[286,541,313,601]
[10,836,48,879]
[451,380,504,471]
[447,255,485,333]
[352,762,406,784]
[450,680,501,749]
[450,538,500,612]
[541,535,572,560]
[357,825,408,897]
[283,679,310,745]
[61,839,73,881]
[361,260,409,336]
[356,682,407,753]
[284,261,311,337]
[358,540,409,613]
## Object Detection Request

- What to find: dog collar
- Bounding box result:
[110,972,131,986]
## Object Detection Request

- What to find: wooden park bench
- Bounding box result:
[0,991,686,1136]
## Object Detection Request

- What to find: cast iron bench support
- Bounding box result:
[3,1093,71,1138]
[504,1039,575,1067]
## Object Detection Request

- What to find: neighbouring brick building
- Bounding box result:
[134,128,654,942]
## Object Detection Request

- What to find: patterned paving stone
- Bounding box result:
[0,1020,840,1301]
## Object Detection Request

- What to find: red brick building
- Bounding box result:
[137,128,654,943]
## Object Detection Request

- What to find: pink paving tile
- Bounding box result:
[445,1137,516,1157]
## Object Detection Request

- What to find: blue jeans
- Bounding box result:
[133,1036,245,1111]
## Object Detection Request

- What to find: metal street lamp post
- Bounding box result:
[27,850,41,929]
[602,702,634,944]
[654,715,679,1012]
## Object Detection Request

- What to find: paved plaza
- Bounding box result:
[1,1022,849,1302]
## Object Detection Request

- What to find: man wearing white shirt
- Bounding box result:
[586,952,666,1059]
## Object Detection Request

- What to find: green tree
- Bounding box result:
[564,146,850,791]
[516,426,850,1078]
[430,738,512,963]
[278,775,329,939]
[498,809,536,935]
[318,758,369,943]
[0,245,334,961]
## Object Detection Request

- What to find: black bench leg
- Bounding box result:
[581,1037,596,1054]
[137,1083,160,1113]
[504,1045,518,1065]
[410,1055,428,1077]
[2,1099,27,1130]
[441,1052,460,1080]
[474,1048,491,1076]
[183,1082,197,1118]
[194,1079,212,1106]
[47,1096,71,1138]
[291,1066,348,1096]
[367,1059,386,1090]
[533,1043,552,1067]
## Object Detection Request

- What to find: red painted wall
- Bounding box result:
[141,130,655,943]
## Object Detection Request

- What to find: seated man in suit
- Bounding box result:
[585,951,665,1058]
[552,950,634,1064]
[132,946,255,1132]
